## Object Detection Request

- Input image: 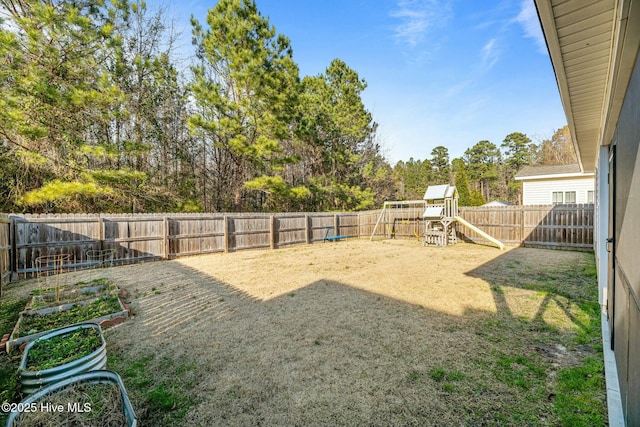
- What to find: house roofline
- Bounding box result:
[514,172,595,181]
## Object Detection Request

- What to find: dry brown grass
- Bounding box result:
[14,383,125,427]
[3,239,603,426]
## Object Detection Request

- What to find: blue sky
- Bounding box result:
[158,0,567,165]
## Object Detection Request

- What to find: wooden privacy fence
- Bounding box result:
[8,212,368,278]
[0,204,593,281]
[367,204,594,251]
[457,204,594,250]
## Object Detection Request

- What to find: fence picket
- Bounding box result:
[0,205,594,281]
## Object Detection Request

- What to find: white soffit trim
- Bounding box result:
[534,0,617,173]
[601,0,640,150]
[514,173,595,181]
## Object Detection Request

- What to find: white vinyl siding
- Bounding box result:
[521,177,595,205]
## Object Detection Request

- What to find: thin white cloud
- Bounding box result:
[481,38,500,70]
[444,79,473,98]
[515,0,547,54]
[452,96,488,125]
[390,0,451,47]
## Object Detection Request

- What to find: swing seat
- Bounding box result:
[323,226,345,242]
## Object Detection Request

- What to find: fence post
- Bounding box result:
[0,215,6,296]
[519,205,525,245]
[98,215,104,252]
[10,216,17,282]
[334,214,339,236]
[223,216,229,253]
[163,216,169,259]
[269,215,277,250]
[304,214,310,244]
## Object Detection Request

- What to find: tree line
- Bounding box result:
[0,0,575,213]
[395,126,576,205]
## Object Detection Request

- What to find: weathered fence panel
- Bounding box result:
[102,216,164,264]
[12,214,101,276]
[168,216,225,257]
[458,204,594,249]
[2,204,594,280]
[357,210,384,239]
[458,206,521,243]
[309,214,335,242]
[338,213,360,238]
[0,214,10,296]
[229,215,271,251]
[277,215,307,247]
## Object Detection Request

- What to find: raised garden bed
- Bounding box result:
[6,370,137,427]
[19,323,107,395]
[29,278,117,310]
[6,296,129,354]
[31,277,111,296]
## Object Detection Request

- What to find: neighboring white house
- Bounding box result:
[514,164,595,205]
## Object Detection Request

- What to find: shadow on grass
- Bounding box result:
[0,244,605,426]
[466,248,605,426]
[93,246,607,427]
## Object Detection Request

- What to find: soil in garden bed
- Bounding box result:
[16,297,123,338]
[29,278,117,310]
[26,327,102,372]
[13,382,126,427]
[30,278,111,296]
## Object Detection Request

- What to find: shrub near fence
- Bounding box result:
[1,204,594,281]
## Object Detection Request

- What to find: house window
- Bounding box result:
[564,191,576,204]
[552,192,563,204]
[587,190,594,203]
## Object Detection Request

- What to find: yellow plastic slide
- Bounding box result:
[454,216,505,250]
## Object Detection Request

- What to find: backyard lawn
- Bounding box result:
[1,240,606,426]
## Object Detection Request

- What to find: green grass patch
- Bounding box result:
[149,384,184,412]
[108,351,197,425]
[446,252,605,425]
[0,297,27,335]
[428,367,464,393]
[494,355,546,390]
[0,361,19,403]
[442,383,455,393]
[554,357,606,426]
[407,370,424,382]
[573,300,601,345]
[0,297,28,425]
[428,367,464,382]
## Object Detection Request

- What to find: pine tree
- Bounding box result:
[501,132,533,203]
[430,146,450,184]
[463,140,501,201]
[0,0,135,212]
[452,159,472,206]
[296,59,380,210]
